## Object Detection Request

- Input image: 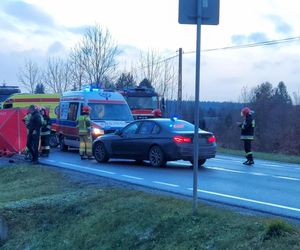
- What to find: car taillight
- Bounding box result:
[207,135,216,143]
[173,135,191,143]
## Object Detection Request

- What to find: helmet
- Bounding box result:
[241,107,251,116]
[40,107,49,116]
[29,104,37,112]
[152,109,162,118]
[82,105,91,114]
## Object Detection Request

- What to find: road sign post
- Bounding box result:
[178,0,219,215]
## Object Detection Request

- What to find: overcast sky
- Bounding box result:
[0,0,300,101]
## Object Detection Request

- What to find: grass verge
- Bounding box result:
[0,164,300,250]
[218,147,300,165]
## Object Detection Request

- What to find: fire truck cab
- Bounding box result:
[120,87,161,119]
[57,87,133,150]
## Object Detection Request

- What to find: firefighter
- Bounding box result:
[76,105,93,160]
[238,107,255,165]
[23,109,32,160]
[27,105,43,164]
[40,107,52,157]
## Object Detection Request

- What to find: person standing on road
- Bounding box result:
[27,105,43,164]
[76,105,93,160]
[238,107,255,165]
[40,107,52,157]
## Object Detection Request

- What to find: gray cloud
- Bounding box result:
[47,41,65,54]
[3,1,55,27]
[231,32,268,45]
[0,48,46,86]
[66,25,93,35]
[0,17,20,32]
[267,15,293,35]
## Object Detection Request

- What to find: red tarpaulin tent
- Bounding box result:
[0,108,28,156]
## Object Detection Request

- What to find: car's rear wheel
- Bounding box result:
[149,145,166,167]
[93,142,109,163]
[189,159,206,167]
[59,136,68,151]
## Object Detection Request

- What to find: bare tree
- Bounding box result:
[75,25,119,88]
[161,58,177,99]
[134,49,177,98]
[42,57,72,94]
[239,86,250,104]
[69,46,88,90]
[18,59,41,93]
[292,90,300,105]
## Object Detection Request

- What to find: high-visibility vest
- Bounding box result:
[77,115,91,135]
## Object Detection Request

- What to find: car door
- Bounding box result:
[112,122,140,158]
[134,121,158,157]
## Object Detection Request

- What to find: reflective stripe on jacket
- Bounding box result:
[41,115,52,136]
[77,115,91,135]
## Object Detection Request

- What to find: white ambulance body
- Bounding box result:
[57,88,133,149]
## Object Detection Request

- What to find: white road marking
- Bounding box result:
[206,166,299,181]
[45,159,55,162]
[207,166,245,174]
[58,162,116,175]
[272,176,300,181]
[122,175,143,180]
[153,181,179,188]
[261,163,280,167]
[251,172,267,176]
[187,188,300,213]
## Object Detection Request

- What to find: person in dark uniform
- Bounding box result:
[238,107,255,165]
[27,105,43,164]
[40,107,52,157]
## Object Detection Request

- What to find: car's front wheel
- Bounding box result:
[149,145,166,167]
[93,142,109,163]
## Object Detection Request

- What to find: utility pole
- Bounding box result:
[178,47,183,116]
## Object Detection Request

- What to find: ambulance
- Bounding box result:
[2,93,61,147]
[57,87,134,150]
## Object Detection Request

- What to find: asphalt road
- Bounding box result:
[37,149,300,220]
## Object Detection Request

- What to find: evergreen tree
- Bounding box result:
[34,83,45,94]
[139,78,152,88]
[273,81,292,105]
[116,73,136,90]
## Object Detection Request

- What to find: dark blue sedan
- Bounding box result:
[92,118,216,167]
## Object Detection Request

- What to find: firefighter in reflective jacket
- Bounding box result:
[238,107,255,165]
[76,105,93,159]
[23,110,32,160]
[40,107,51,157]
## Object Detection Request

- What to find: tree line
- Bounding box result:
[18,25,177,99]
[165,81,300,156]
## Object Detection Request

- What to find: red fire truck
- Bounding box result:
[120,87,163,119]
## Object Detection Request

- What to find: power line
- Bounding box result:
[183,36,300,54]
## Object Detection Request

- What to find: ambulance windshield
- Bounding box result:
[89,103,133,121]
